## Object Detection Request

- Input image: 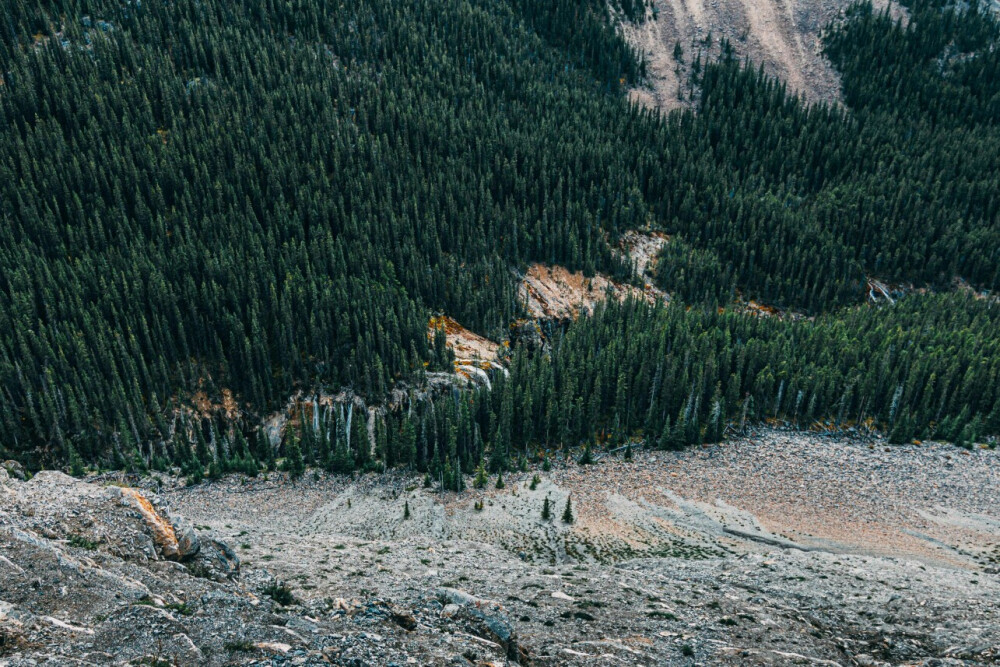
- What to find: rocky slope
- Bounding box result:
[2,431,999,665]
[620,0,907,110]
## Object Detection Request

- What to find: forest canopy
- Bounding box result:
[0,0,998,473]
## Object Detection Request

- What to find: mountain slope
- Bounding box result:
[1,0,999,472]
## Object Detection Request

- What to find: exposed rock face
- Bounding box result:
[518,263,652,321]
[509,318,548,353]
[0,471,251,665]
[620,0,909,111]
[119,486,195,560]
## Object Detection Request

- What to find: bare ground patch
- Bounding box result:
[620,0,908,110]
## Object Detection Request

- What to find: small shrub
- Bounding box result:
[166,602,194,616]
[68,534,99,550]
[262,582,295,606]
[224,640,255,652]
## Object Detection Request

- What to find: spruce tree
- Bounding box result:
[284,437,305,480]
[542,496,552,521]
[562,495,574,524]
[473,460,489,489]
[68,443,85,478]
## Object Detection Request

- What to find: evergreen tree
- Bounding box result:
[473,460,489,489]
[284,437,305,481]
[562,495,574,524]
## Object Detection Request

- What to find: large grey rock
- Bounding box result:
[2,460,26,480]
[192,538,239,580]
[174,522,201,559]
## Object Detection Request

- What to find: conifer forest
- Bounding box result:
[1,0,999,479]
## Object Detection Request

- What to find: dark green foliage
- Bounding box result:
[67,444,85,478]
[223,641,256,653]
[404,501,411,521]
[562,495,574,524]
[0,0,635,469]
[385,292,999,470]
[0,0,997,474]
[68,534,99,550]
[495,472,506,489]
[649,0,1000,311]
[282,435,305,481]
[262,582,295,607]
[473,461,489,489]
[542,496,552,521]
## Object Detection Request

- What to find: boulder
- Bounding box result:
[454,605,529,664]
[118,488,200,560]
[2,460,26,481]
[436,587,499,608]
[436,587,528,663]
[175,522,201,559]
[508,320,547,353]
[187,539,239,581]
[390,606,417,631]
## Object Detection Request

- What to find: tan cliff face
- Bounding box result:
[620,0,907,111]
[119,487,200,560]
[518,263,661,321]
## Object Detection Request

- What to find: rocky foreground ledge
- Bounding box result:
[2,433,999,666]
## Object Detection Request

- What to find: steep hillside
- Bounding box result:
[621,0,908,109]
[2,0,1000,475]
[3,432,999,665]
